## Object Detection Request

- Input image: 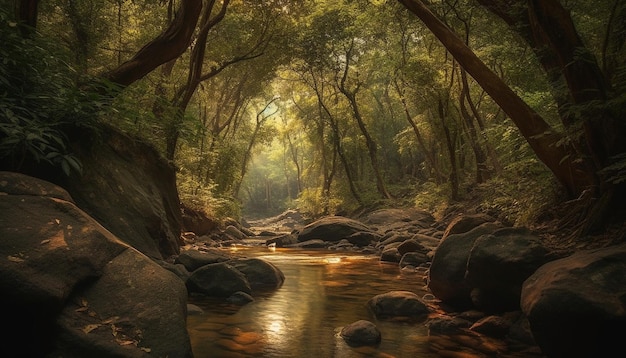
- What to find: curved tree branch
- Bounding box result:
[104,0,203,88]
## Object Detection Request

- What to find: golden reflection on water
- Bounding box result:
[188,247,433,357]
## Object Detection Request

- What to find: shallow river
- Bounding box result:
[187,245,540,358]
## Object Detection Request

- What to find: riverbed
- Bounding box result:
[186,245,543,357]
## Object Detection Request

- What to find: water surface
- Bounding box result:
[187,245,537,357]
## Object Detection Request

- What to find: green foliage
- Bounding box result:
[0,9,107,176]
[477,159,561,226]
[296,187,343,218]
[177,173,241,220]
[413,181,452,219]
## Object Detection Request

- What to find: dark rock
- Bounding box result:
[296,216,375,243]
[399,252,429,268]
[266,233,298,247]
[159,261,191,282]
[340,320,381,347]
[427,316,473,334]
[397,239,427,255]
[521,243,626,358]
[224,225,247,240]
[442,213,496,240]
[380,247,402,263]
[186,262,252,297]
[469,315,515,338]
[175,248,232,272]
[53,249,191,358]
[362,208,435,227]
[0,171,192,357]
[465,227,555,312]
[367,291,430,319]
[226,291,255,305]
[378,233,414,247]
[181,203,218,236]
[428,222,503,309]
[60,125,184,260]
[346,231,383,247]
[228,258,285,290]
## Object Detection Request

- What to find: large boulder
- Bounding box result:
[442,213,496,239]
[0,172,191,357]
[362,208,435,232]
[428,221,504,309]
[53,249,190,358]
[59,125,184,260]
[465,227,555,312]
[521,243,626,357]
[296,216,377,243]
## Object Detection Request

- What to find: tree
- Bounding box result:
[397,0,626,232]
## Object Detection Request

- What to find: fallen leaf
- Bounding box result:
[116,339,136,346]
[7,255,24,263]
[82,324,100,334]
[140,347,151,353]
[102,316,119,325]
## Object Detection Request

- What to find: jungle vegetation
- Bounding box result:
[1,0,625,238]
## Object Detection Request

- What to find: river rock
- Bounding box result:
[442,213,497,239]
[380,247,402,263]
[296,216,375,243]
[286,239,328,248]
[521,243,626,357]
[428,221,504,309]
[340,320,381,346]
[175,248,232,272]
[399,252,429,268]
[0,171,192,358]
[265,233,298,247]
[228,258,285,290]
[362,208,435,231]
[227,291,255,305]
[397,239,427,255]
[186,262,252,297]
[345,231,383,246]
[465,227,555,312]
[367,291,430,319]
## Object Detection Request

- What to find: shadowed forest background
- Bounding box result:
[1,0,625,240]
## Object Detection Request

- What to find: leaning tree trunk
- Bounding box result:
[397,0,597,198]
[475,0,626,231]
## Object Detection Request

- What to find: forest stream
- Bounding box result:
[186,244,544,358]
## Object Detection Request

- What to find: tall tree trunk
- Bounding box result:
[15,0,39,36]
[337,40,392,200]
[460,68,502,174]
[232,97,279,198]
[397,0,596,198]
[438,97,459,200]
[458,67,491,183]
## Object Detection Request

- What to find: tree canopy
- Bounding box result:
[2,0,625,236]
